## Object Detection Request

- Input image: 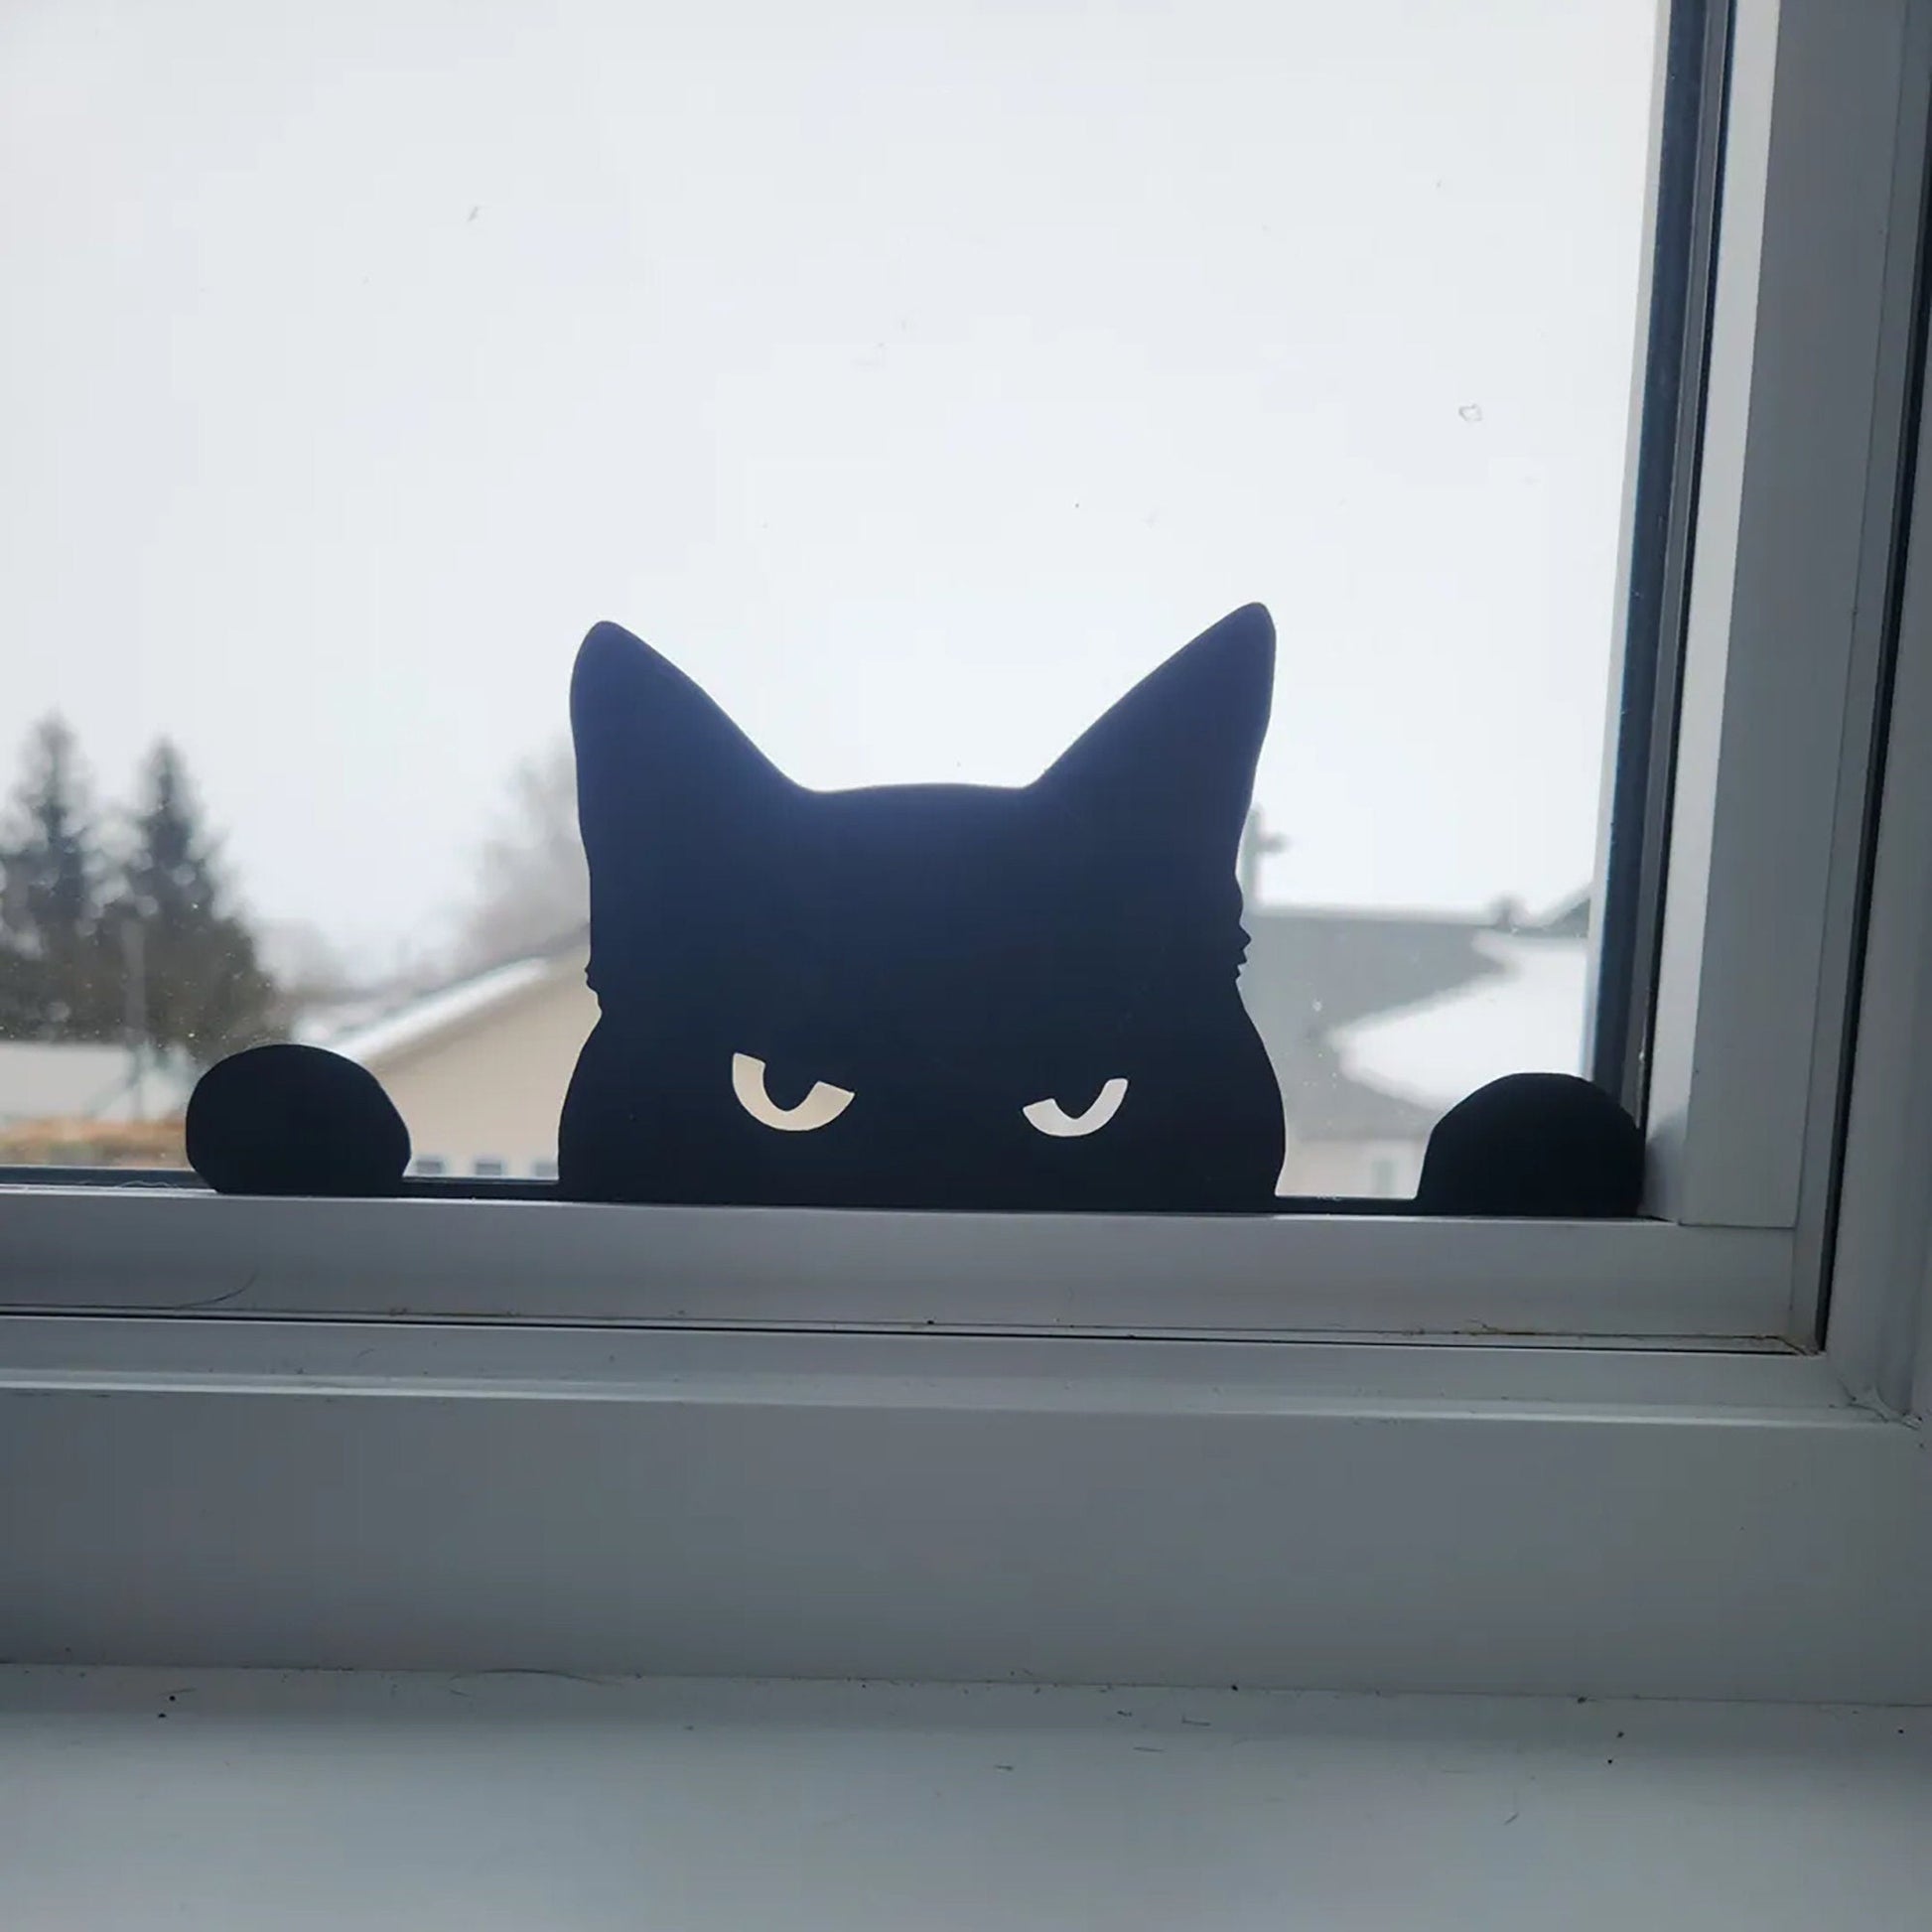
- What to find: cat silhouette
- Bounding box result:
[559,605,1284,1209]
[186,606,1642,1215]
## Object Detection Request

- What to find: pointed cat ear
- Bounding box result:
[1035,605,1275,889]
[572,623,791,953]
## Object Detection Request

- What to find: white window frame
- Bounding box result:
[4,0,1932,1702]
[0,0,1915,1348]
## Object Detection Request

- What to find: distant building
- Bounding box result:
[0,1040,193,1128]
[1251,898,1589,1196]
[306,945,598,1180]
[308,897,1591,1197]
[0,1041,196,1167]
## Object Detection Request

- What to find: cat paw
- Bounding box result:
[186,1043,411,1197]
[1414,1071,1642,1218]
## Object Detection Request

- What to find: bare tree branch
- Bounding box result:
[455,740,589,970]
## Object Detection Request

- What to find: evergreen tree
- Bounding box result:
[107,741,279,1065]
[0,717,117,1039]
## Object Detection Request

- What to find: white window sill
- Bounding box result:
[3,1314,1928,1704]
[1,1670,1926,1932]
[0,1185,1794,1337]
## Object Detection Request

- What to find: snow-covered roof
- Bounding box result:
[313,954,569,1069]
[1331,932,1589,1111]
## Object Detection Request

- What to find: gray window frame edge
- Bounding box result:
[4,0,1932,1701]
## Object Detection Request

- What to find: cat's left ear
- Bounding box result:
[571,621,794,990]
[1036,604,1275,885]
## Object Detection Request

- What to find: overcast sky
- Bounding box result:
[1,0,1657,972]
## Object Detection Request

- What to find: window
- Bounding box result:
[0,0,1912,1346]
[2,0,1655,1209]
[1,0,1931,1707]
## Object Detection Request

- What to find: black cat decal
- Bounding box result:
[186,606,1642,1215]
[559,605,1284,1210]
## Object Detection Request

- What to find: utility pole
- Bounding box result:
[120,912,148,1121]
[1239,808,1288,905]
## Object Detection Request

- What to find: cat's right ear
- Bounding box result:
[571,622,791,896]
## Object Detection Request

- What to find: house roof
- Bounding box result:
[293,898,1588,1144]
[1239,902,1550,1142]
[1332,932,1589,1112]
[309,952,577,1071]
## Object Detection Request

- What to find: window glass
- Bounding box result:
[0,0,1657,1197]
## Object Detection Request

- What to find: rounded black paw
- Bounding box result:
[1414,1071,1642,1218]
[186,1044,411,1197]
